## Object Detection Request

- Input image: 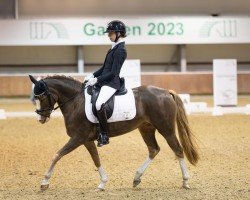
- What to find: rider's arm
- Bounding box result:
[93,66,104,77]
[97,48,127,83]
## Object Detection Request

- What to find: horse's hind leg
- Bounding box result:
[41,136,83,191]
[157,122,190,189]
[133,123,160,187]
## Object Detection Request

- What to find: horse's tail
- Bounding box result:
[169,90,199,165]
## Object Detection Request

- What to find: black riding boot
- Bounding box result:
[97,105,109,147]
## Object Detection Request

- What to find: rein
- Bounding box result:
[35,80,88,117]
[52,91,80,112]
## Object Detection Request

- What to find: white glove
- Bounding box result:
[87,77,98,86]
[84,74,94,82]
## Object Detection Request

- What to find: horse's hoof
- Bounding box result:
[182,184,190,189]
[41,184,49,191]
[97,181,106,191]
[133,179,141,187]
[96,187,105,192]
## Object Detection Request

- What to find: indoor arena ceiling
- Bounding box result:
[12,0,250,17]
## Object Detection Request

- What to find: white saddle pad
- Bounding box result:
[85,88,136,123]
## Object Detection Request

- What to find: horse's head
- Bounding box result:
[29,75,57,124]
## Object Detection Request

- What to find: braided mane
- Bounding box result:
[44,75,83,90]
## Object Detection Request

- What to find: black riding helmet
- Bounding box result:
[104,20,126,42]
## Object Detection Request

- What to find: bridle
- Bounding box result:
[34,80,87,118]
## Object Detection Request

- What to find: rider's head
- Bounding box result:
[105,20,127,42]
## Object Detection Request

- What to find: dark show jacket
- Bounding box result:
[93,42,127,90]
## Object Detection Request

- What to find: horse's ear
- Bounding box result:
[29,75,38,84]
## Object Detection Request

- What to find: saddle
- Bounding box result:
[87,78,127,119]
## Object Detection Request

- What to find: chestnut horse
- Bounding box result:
[29,75,199,191]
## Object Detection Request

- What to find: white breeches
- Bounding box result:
[96,86,117,111]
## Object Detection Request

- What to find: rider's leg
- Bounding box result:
[95,86,116,147]
[96,86,116,111]
[96,105,109,147]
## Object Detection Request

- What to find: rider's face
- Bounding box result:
[108,31,119,42]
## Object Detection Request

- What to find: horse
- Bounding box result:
[29,75,199,191]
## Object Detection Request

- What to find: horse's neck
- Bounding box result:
[51,79,85,113]
[46,78,81,103]
[57,85,78,103]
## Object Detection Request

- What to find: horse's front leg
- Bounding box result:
[41,136,84,191]
[84,141,108,191]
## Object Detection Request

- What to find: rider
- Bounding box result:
[85,20,127,147]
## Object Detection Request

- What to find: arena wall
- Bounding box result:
[1,1,250,97]
[1,44,250,73]
[1,73,250,96]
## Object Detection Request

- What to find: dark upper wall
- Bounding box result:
[16,0,250,18]
[0,0,15,19]
[1,44,250,73]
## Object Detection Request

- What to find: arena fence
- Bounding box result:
[1,72,250,97]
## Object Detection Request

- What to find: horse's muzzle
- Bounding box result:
[38,116,50,124]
